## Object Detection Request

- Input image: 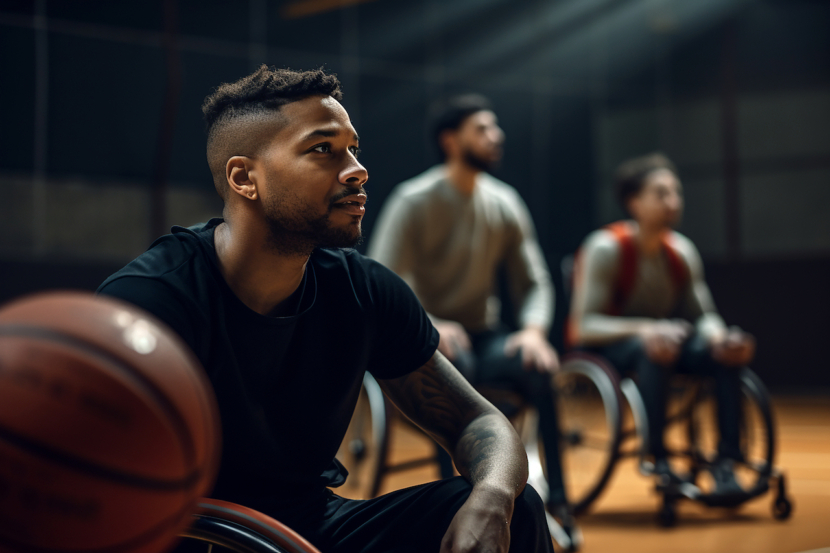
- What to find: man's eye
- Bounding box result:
[312,144,331,153]
[350,147,362,158]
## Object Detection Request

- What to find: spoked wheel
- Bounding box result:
[547,354,624,516]
[687,367,778,505]
[336,373,388,499]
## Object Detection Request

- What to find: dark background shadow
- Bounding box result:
[1,0,828,391]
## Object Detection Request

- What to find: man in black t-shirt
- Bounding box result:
[98,66,553,553]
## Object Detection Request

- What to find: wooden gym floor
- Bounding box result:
[337,394,830,553]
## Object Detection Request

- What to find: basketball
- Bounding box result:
[0,291,221,553]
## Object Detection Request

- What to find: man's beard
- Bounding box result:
[263,194,364,256]
[462,147,498,173]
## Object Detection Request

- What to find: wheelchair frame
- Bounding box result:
[337,354,793,528]
[555,353,793,526]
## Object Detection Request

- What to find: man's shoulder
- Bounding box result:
[478,170,515,190]
[99,220,218,289]
[390,166,448,199]
[666,229,696,249]
[665,230,700,265]
[477,173,528,211]
[581,228,623,260]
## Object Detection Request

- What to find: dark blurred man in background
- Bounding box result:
[369,94,579,550]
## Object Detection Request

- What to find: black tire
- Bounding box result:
[548,354,624,516]
[658,497,677,527]
[687,367,776,498]
[179,517,291,552]
[772,496,793,520]
[177,499,323,553]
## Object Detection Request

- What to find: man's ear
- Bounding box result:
[226,156,258,200]
[439,129,459,160]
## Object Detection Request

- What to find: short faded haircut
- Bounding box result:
[202,65,342,198]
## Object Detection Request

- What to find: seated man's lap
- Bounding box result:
[589,334,729,378]
[469,328,550,396]
[281,478,551,553]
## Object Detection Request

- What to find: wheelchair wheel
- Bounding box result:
[177,499,322,553]
[547,354,624,515]
[336,373,389,499]
[687,367,776,499]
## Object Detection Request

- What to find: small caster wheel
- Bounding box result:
[772,496,792,520]
[659,500,677,527]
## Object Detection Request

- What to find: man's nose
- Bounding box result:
[341,157,368,188]
[667,193,682,210]
[488,126,505,145]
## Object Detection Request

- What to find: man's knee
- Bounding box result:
[592,336,651,372]
[509,485,554,552]
[524,369,555,396]
[515,483,546,518]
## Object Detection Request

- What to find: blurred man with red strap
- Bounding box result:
[568,152,754,497]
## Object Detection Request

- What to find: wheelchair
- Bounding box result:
[337,350,793,528]
[336,364,622,509]
[336,371,608,552]
[176,498,321,553]
[544,352,793,526]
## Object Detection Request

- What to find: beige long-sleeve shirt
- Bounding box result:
[368,165,554,332]
[570,225,726,346]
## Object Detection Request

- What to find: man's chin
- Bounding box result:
[463,151,499,173]
[319,227,363,249]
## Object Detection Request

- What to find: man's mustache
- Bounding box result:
[330,188,368,205]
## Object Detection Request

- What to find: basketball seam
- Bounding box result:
[0,324,203,486]
[0,423,198,490]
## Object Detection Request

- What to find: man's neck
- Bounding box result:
[633,220,669,257]
[444,158,480,196]
[213,221,308,316]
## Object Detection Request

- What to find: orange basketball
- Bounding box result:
[0,291,221,553]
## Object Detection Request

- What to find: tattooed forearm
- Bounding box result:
[455,414,527,494]
[380,352,481,448]
[379,351,528,497]
[456,416,500,480]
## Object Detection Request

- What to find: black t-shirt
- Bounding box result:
[97,219,438,508]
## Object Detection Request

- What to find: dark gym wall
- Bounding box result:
[1,0,828,391]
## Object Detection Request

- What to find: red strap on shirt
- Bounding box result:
[565,220,689,348]
[605,221,637,316]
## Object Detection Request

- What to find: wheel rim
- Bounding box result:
[336,373,387,499]
[549,356,623,515]
[687,367,775,496]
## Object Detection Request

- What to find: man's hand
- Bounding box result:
[639,319,692,367]
[504,326,559,373]
[378,354,528,552]
[440,485,514,553]
[435,320,472,361]
[710,326,755,367]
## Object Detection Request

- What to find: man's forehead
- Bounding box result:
[280,95,357,139]
[464,109,498,127]
[644,168,681,190]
